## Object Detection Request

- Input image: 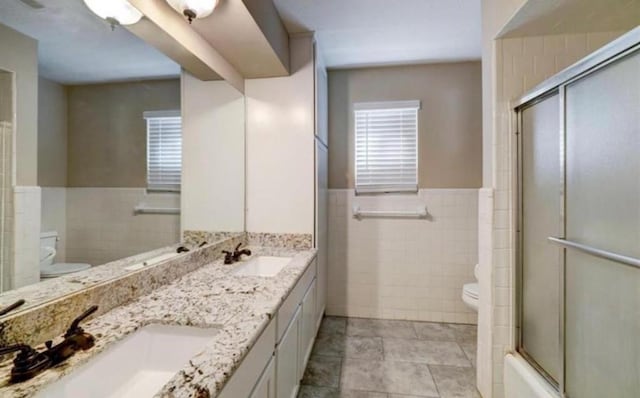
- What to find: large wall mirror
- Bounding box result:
[0,0,245,314]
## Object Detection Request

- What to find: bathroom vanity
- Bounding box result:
[0,1,328,396]
[0,236,323,398]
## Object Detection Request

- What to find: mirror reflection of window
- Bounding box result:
[144,111,183,192]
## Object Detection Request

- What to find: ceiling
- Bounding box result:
[0,0,179,84]
[273,0,482,69]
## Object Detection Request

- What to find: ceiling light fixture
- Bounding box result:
[83,0,143,30]
[165,0,219,24]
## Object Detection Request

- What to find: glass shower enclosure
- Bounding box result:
[515,28,640,397]
[0,70,13,293]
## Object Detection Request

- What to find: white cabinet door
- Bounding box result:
[277,306,301,398]
[250,355,276,398]
[299,278,317,378]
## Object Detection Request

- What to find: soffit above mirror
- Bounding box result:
[189,0,290,78]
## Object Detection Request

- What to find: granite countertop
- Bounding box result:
[0,242,198,314]
[0,246,317,398]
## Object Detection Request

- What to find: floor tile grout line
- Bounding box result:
[381,336,386,361]
[454,341,474,367]
[427,364,442,398]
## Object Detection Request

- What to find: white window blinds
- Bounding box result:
[144,110,182,191]
[354,100,420,193]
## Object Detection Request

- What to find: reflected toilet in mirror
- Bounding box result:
[39,231,91,279]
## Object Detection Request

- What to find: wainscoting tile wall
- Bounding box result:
[46,188,181,267]
[14,186,41,288]
[327,189,478,324]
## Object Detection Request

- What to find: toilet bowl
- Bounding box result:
[462,264,479,312]
[40,232,91,279]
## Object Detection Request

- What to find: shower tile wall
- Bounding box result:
[41,188,180,267]
[41,187,66,261]
[14,186,40,288]
[328,189,478,324]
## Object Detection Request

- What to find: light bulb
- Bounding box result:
[165,0,219,23]
[83,0,143,27]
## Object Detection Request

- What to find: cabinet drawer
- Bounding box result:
[277,257,317,342]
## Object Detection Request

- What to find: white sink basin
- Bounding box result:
[124,252,182,272]
[38,325,218,398]
[233,256,292,277]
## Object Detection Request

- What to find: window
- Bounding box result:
[144,110,182,191]
[354,100,420,193]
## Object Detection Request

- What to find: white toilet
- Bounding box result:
[462,264,479,312]
[40,231,91,279]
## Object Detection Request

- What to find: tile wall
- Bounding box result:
[65,188,180,266]
[476,188,494,397]
[328,189,478,324]
[41,187,66,261]
[13,186,40,288]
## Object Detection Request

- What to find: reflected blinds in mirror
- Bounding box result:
[144,110,182,191]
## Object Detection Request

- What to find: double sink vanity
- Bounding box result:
[0,1,329,396]
[0,234,323,398]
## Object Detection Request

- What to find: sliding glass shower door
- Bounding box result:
[564,49,640,398]
[517,30,640,398]
[519,93,562,384]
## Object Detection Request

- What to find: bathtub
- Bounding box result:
[504,354,559,398]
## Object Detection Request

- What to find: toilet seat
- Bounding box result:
[462,282,479,312]
[463,282,479,299]
[41,263,91,278]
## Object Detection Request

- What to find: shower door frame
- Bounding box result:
[0,68,17,293]
[514,26,640,398]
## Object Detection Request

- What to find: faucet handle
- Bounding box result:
[0,343,51,382]
[65,305,98,338]
[0,299,26,317]
[234,243,243,252]
[0,344,35,357]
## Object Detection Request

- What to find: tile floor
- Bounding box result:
[298,317,479,398]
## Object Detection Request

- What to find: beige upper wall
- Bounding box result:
[67,79,180,188]
[0,72,12,122]
[0,23,38,186]
[328,62,483,189]
[38,78,68,187]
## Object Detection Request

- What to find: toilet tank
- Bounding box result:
[40,231,58,249]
